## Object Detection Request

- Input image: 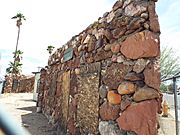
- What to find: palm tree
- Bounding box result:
[6,50,23,74]
[6,61,23,74]
[11,13,26,74]
[47,45,55,55]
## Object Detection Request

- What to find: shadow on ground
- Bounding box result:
[17,106,56,135]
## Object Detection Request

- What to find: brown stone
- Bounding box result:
[96,38,104,49]
[99,101,120,120]
[120,31,160,59]
[83,34,91,44]
[133,59,148,73]
[117,55,125,63]
[111,43,120,54]
[99,85,108,99]
[116,99,159,135]
[111,16,130,29]
[67,118,76,135]
[70,71,78,97]
[69,97,77,116]
[112,28,126,39]
[124,72,143,81]
[106,12,115,23]
[104,44,111,51]
[144,22,150,29]
[133,86,160,102]
[143,63,160,90]
[103,29,113,41]
[111,55,117,62]
[86,56,94,63]
[103,63,132,89]
[118,81,137,95]
[94,49,112,62]
[107,91,122,105]
[88,36,96,52]
[124,3,147,17]
[141,13,149,19]
[73,47,79,56]
[121,95,132,111]
[148,2,160,33]
[128,18,145,30]
[113,0,123,11]
[81,33,87,44]
[114,8,123,18]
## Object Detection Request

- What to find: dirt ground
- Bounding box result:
[0,93,56,135]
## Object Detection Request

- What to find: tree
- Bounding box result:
[8,13,26,74]
[160,82,168,92]
[160,46,180,80]
[6,50,23,74]
[47,45,55,55]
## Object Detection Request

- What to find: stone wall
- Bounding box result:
[3,74,35,93]
[38,0,161,134]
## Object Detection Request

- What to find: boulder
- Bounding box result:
[133,59,148,73]
[148,2,160,33]
[120,31,160,59]
[133,86,160,102]
[143,63,160,90]
[99,121,126,135]
[118,81,137,95]
[107,91,122,105]
[116,99,159,135]
[99,102,120,120]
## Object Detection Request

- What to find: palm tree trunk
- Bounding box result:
[13,26,21,73]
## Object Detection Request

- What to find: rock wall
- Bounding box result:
[38,0,161,135]
[3,74,35,93]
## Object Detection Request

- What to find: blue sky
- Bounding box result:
[0,0,180,77]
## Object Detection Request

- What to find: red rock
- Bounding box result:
[107,91,122,105]
[148,2,160,33]
[118,81,137,95]
[99,101,120,120]
[103,63,132,89]
[116,99,159,135]
[133,86,160,102]
[120,31,160,59]
[143,63,160,90]
[111,43,120,54]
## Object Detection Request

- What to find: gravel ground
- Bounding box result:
[0,93,56,135]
